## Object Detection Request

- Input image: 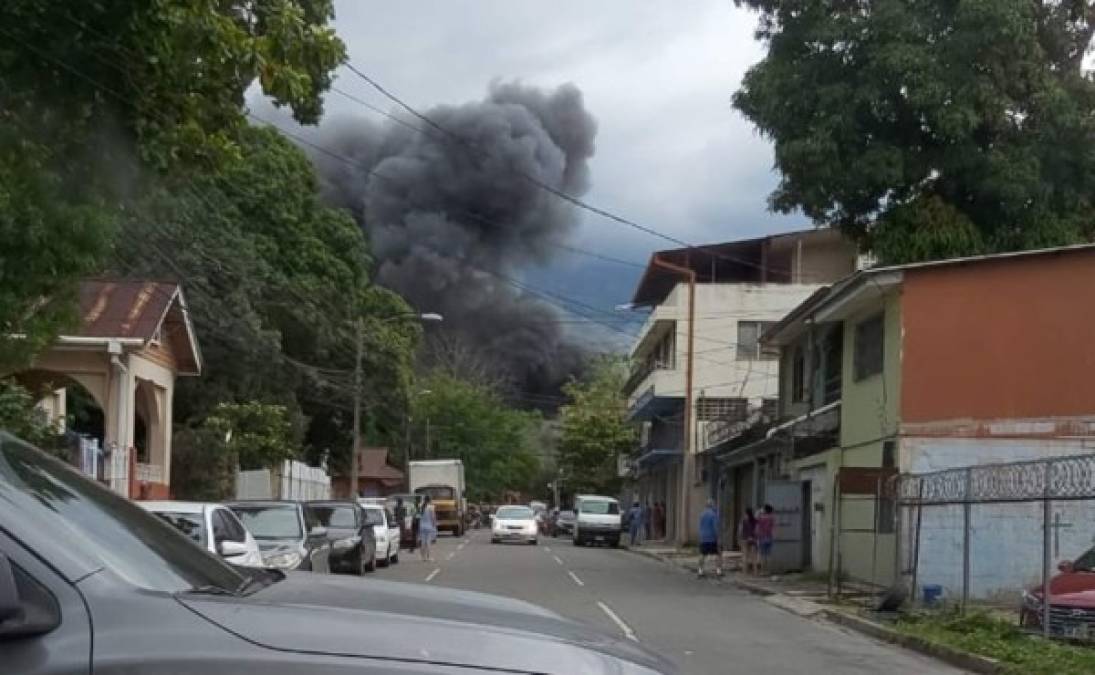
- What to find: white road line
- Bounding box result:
[597,601,638,642]
[552,555,564,565]
[445,552,455,560]
[543,546,551,552]
[566,570,585,587]
[425,568,440,583]
[457,543,466,550]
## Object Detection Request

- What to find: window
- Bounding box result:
[577,499,619,515]
[696,397,747,422]
[736,321,778,360]
[791,347,806,402]
[213,508,247,543]
[310,505,359,529]
[155,511,206,547]
[361,507,385,527]
[853,313,884,381]
[231,504,303,539]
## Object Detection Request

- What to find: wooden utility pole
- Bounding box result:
[350,317,363,498]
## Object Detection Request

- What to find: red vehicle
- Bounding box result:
[1020,546,1095,637]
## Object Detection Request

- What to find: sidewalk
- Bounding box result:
[624,542,1002,674]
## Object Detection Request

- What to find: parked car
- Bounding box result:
[359,500,400,566]
[553,510,577,537]
[307,500,377,574]
[573,495,621,547]
[1020,545,1095,636]
[0,433,670,674]
[139,500,265,568]
[227,500,331,573]
[491,505,540,545]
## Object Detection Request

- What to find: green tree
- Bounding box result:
[413,373,542,502]
[557,357,634,497]
[0,1,345,370]
[733,0,1095,263]
[0,379,60,449]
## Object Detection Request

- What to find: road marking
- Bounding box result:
[457,542,466,551]
[567,570,585,587]
[425,568,440,583]
[543,546,551,552]
[445,552,455,561]
[553,555,564,565]
[597,601,638,642]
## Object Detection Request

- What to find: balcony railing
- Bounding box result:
[624,359,674,394]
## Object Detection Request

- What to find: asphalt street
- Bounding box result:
[377,529,965,675]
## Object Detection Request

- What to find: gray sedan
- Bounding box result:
[0,433,672,674]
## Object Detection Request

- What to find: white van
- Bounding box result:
[572,495,621,547]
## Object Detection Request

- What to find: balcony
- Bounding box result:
[626,369,685,420]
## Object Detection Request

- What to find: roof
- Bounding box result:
[629,228,847,306]
[136,500,212,514]
[356,448,404,481]
[69,280,202,375]
[771,242,1095,336]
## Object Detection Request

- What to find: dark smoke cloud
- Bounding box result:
[313,81,598,404]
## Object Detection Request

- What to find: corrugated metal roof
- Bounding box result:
[77,280,178,339]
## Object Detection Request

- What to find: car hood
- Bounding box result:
[180,573,670,674]
[1030,571,1095,605]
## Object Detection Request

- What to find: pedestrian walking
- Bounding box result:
[642,500,652,541]
[652,497,661,541]
[756,503,775,575]
[697,499,722,577]
[394,496,408,551]
[739,507,758,575]
[418,495,437,562]
[627,500,643,546]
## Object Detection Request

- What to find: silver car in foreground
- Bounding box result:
[0,433,671,674]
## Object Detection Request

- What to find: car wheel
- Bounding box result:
[491,537,499,544]
[610,538,620,548]
[378,549,390,568]
[391,550,399,564]
[530,539,538,546]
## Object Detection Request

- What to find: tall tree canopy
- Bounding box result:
[733,0,1095,262]
[412,373,542,503]
[557,357,634,498]
[0,0,345,370]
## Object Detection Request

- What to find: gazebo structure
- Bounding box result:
[20,280,201,499]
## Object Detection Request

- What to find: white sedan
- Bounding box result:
[360,502,400,566]
[491,505,539,545]
[140,500,265,567]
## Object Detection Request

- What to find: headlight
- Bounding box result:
[333,537,360,550]
[264,551,303,570]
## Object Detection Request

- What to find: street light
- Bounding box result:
[350,312,443,498]
[403,388,432,490]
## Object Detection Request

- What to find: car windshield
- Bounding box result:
[416,485,454,500]
[580,500,619,515]
[496,506,534,519]
[558,510,576,521]
[362,507,385,526]
[0,435,243,593]
[154,511,207,548]
[230,504,303,539]
[309,504,358,530]
[1073,548,1095,572]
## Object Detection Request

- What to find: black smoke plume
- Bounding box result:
[313,81,598,406]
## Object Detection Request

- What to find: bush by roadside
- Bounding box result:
[895,610,1095,675]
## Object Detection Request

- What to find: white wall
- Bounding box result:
[904,436,1095,602]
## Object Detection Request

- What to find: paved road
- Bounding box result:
[376,529,963,675]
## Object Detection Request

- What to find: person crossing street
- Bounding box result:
[697,499,722,577]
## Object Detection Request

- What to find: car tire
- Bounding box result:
[363,548,376,573]
[378,550,390,568]
[391,551,399,564]
[530,539,538,546]
[491,537,499,544]
[610,538,620,548]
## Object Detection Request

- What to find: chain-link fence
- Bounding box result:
[896,453,1095,639]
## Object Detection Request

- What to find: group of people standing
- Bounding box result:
[697,500,775,578]
[393,495,438,562]
[625,500,668,545]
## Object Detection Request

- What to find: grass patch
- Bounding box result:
[895,610,1095,675]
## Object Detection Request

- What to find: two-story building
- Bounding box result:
[759,243,1095,587]
[622,229,858,543]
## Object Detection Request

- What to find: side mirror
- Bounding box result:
[307,526,328,541]
[1059,560,1075,573]
[217,540,249,558]
[0,554,60,638]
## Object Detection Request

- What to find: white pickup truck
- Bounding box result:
[572,495,622,547]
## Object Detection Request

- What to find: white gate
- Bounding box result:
[766,479,805,573]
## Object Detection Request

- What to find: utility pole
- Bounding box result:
[350,317,364,498]
[424,416,431,459]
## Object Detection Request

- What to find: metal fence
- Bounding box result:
[896,453,1095,639]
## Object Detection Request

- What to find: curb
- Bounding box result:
[822,609,1003,674]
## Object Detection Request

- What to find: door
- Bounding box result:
[765,479,805,573]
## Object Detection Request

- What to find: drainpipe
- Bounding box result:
[109,341,129,496]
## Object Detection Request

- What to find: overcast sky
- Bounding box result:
[306,1,809,320]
